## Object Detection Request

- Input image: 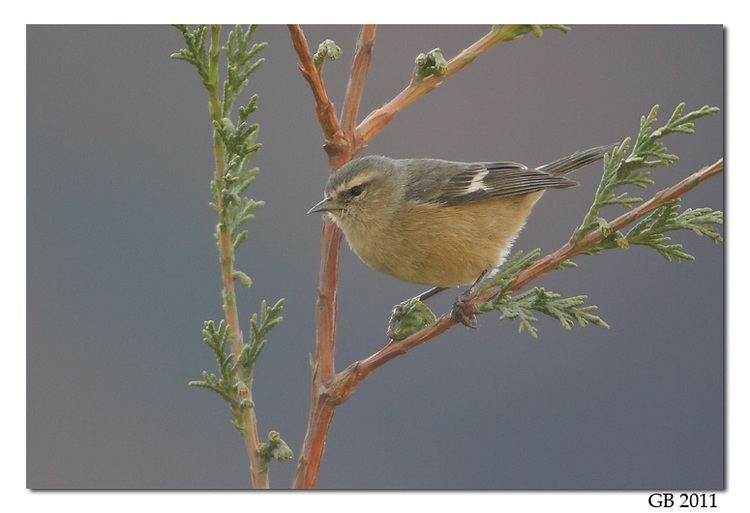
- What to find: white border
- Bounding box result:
[7,1,746,512]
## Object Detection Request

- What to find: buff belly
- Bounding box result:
[342,193,543,288]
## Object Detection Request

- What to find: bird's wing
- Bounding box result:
[403,159,577,206]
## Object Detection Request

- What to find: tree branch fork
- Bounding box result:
[287,23,723,488]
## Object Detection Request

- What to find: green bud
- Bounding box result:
[413,48,448,82]
[388,299,436,341]
[313,39,342,69]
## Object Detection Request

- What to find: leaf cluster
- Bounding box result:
[481,248,542,298]
[242,299,285,372]
[481,287,609,339]
[171,25,211,85]
[258,430,294,473]
[572,103,723,261]
[413,48,448,82]
[584,199,724,261]
[387,298,437,341]
[173,25,267,258]
[313,39,342,72]
[222,26,267,117]
[188,301,285,433]
[473,103,722,338]
[479,250,608,338]
[188,321,255,434]
[491,24,571,41]
[175,26,288,447]
[574,103,720,242]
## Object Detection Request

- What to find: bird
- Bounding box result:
[307,144,612,337]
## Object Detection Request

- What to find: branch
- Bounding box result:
[290,24,370,489]
[287,25,347,156]
[340,25,377,134]
[205,26,268,489]
[328,158,724,403]
[354,25,552,151]
[504,158,724,293]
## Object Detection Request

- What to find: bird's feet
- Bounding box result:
[386,302,408,340]
[451,292,478,329]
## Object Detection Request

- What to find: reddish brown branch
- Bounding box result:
[313,220,342,383]
[491,158,724,295]
[341,25,377,135]
[354,25,521,152]
[289,24,377,489]
[328,158,724,404]
[293,385,336,488]
[287,25,347,156]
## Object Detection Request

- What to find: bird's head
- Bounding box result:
[307,156,402,230]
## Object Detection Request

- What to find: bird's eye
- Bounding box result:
[349,184,365,197]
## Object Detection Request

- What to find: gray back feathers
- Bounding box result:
[400,159,576,205]
[326,144,612,206]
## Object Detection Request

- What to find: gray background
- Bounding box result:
[27,25,724,489]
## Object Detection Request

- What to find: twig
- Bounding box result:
[288,24,377,489]
[354,25,522,152]
[495,158,724,293]
[341,25,377,135]
[292,219,342,488]
[287,25,347,158]
[287,25,344,487]
[205,26,268,489]
[327,158,724,404]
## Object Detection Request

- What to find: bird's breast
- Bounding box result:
[335,194,541,288]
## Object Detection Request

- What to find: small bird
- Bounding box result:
[308,145,612,335]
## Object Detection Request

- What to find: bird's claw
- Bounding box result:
[451,295,478,329]
[386,303,407,340]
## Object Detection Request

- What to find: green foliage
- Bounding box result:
[233,270,253,288]
[188,301,285,434]
[478,249,608,338]
[492,24,571,41]
[482,248,542,297]
[174,25,267,263]
[583,199,724,261]
[243,299,285,372]
[471,103,722,338]
[189,321,255,434]
[574,103,720,242]
[556,259,578,270]
[485,288,609,339]
[571,103,723,262]
[258,430,294,472]
[388,298,437,341]
[175,26,288,454]
[171,25,211,86]
[222,25,267,117]
[313,39,342,72]
[413,48,448,82]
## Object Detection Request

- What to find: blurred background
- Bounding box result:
[27,25,724,489]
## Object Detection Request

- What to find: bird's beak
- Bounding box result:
[307,196,340,214]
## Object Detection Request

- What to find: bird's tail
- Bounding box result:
[536,143,616,176]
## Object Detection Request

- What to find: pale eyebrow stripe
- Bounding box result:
[334,172,377,194]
